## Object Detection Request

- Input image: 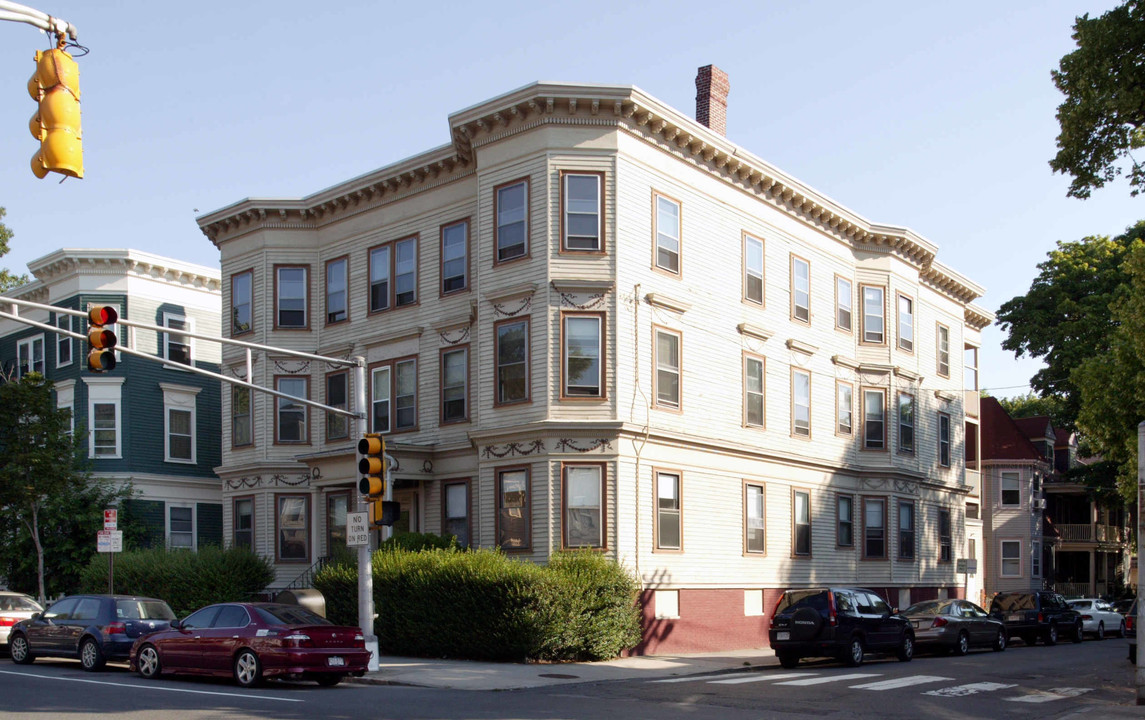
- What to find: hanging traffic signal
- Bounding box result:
[28,47,83,179]
[358,434,386,499]
[87,306,117,372]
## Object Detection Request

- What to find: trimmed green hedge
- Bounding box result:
[79,546,274,617]
[314,548,641,662]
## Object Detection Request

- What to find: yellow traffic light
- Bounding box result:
[87,306,117,372]
[28,48,83,180]
[357,434,386,498]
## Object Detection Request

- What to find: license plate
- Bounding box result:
[777,631,790,641]
[327,656,345,667]
[912,621,920,628]
[1008,614,1022,622]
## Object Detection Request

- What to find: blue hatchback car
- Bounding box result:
[8,594,175,671]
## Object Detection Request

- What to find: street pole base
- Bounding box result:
[366,637,379,672]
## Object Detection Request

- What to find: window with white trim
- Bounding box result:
[863,389,886,450]
[792,369,811,437]
[162,312,192,366]
[793,489,811,556]
[562,173,602,251]
[1001,539,1021,577]
[1001,471,1020,506]
[937,323,951,376]
[370,359,417,432]
[55,380,75,435]
[161,383,200,463]
[17,335,45,377]
[791,255,810,323]
[862,286,884,343]
[897,294,914,352]
[168,505,194,549]
[745,483,765,554]
[56,314,72,367]
[656,471,681,550]
[744,234,764,304]
[744,354,764,428]
[837,382,853,435]
[836,276,852,331]
[654,328,681,409]
[562,314,602,397]
[84,377,124,458]
[564,464,604,549]
[654,194,680,273]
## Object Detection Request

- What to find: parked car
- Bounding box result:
[0,592,43,649]
[768,587,914,668]
[988,590,1083,646]
[1113,598,1135,616]
[1068,598,1126,639]
[8,594,175,670]
[899,599,1006,655]
[130,602,370,687]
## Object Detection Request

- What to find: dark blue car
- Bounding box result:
[8,594,175,671]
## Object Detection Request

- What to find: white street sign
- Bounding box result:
[103,508,117,530]
[346,512,370,547]
[97,529,122,553]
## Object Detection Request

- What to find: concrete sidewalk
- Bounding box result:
[352,648,778,690]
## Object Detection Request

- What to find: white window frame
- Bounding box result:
[56,314,72,367]
[161,383,201,464]
[654,193,681,274]
[167,504,196,550]
[791,255,810,323]
[745,482,766,554]
[562,314,603,398]
[897,294,914,352]
[162,312,193,368]
[862,286,885,344]
[964,345,979,391]
[371,366,392,433]
[937,323,951,377]
[744,234,764,305]
[792,368,811,438]
[83,376,125,459]
[55,379,75,435]
[17,334,45,377]
[564,464,604,549]
[837,382,853,435]
[653,327,681,410]
[744,354,765,428]
[1001,539,1022,577]
[1001,471,1021,507]
[836,276,852,332]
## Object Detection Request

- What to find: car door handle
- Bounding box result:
[194,635,201,639]
[232,635,239,639]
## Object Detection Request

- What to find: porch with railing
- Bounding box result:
[1056,524,1128,544]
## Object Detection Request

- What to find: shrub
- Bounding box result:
[379,531,458,552]
[78,546,273,617]
[314,547,641,662]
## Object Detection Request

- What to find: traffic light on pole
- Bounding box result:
[358,434,386,500]
[87,306,117,372]
[28,47,83,180]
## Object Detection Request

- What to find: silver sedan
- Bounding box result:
[0,592,43,647]
[1068,598,1126,639]
[900,599,1007,655]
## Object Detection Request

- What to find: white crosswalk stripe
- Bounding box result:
[924,682,1018,697]
[652,673,757,684]
[774,673,881,686]
[849,675,953,691]
[1005,688,1093,703]
[709,672,818,685]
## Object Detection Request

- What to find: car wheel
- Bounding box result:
[233,649,262,688]
[953,631,970,656]
[896,632,914,662]
[1044,624,1058,646]
[1072,621,1084,644]
[80,637,106,672]
[1096,622,1106,641]
[777,651,800,669]
[843,636,864,667]
[316,674,343,687]
[9,634,33,665]
[137,644,161,679]
[1119,620,1127,639]
[993,629,1006,652]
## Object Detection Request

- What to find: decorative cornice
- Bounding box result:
[859,363,895,375]
[965,303,995,330]
[550,277,614,293]
[15,250,221,296]
[785,338,818,355]
[935,389,957,402]
[737,322,773,342]
[362,327,424,348]
[645,293,691,314]
[832,355,860,370]
[894,367,922,383]
[483,282,538,305]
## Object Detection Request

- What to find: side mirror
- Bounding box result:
[30,612,41,622]
[169,619,183,631]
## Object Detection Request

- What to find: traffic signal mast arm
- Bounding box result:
[0,1,77,39]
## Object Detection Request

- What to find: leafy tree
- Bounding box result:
[994,392,1070,429]
[0,373,130,602]
[0,208,30,292]
[1074,242,1145,502]
[995,223,1145,429]
[1049,1,1145,198]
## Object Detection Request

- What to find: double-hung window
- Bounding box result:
[325,256,348,324]
[744,234,764,304]
[897,294,914,352]
[1001,471,1020,506]
[275,376,308,444]
[897,393,915,454]
[863,389,886,450]
[275,266,308,329]
[496,467,530,551]
[564,464,605,549]
[85,377,123,458]
[898,501,915,560]
[655,471,681,550]
[793,490,811,556]
[836,276,852,331]
[562,172,602,251]
[169,506,194,549]
[937,323,951,376]
[496,318,529,405]
[276,494,310,563]
[441,220,468,294]
[837,382,853,435]
[369,237,418,312]
[862,286,885,343]
[162,312,192,366]
[441,346,469,423]
[370,358,418,432]
[231,270,253,335]
[233,497,253,549]
[394,237,417,307]
[965,345,979,392]
[1001,540,1021,577]
[791,255,810,323]
[496,179,529,262]
[745,483,765,554]
[162,384,198,463]
[938,508,952,562]
[792,369,811,437]
[938,412,951,466]
[232,385,252,447]
[443,481,470,548]
[654,193,680,274]
[744,354,765,428]
[863,497,886,559]
[562,314,603,398]
[17,335,45,377]
[56,314,72,366]
[326,371,349,440]
[654,327,681,409]
[837,494,854,547]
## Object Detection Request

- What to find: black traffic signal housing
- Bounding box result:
[86,306,117,372]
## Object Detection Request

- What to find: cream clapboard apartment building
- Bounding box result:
[197,67,993,654]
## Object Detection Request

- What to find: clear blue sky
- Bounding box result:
[1,0,1139,398]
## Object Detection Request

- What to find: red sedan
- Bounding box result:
[129,602,370,687]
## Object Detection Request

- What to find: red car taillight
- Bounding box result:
[354,633,365,648]
[105,622,126,635]
[827,591,838,627]
[1037,613,1044,623]
[283,633,313,648]
[769,594,787,629]
[932,616,949,628]
[1080,614,1093,621]
[1128,616,1136,631]
[0,616,18,627]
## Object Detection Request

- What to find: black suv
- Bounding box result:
[768,587,914,668]
[988,590,1083,646]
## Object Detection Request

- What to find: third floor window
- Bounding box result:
[496,179,529,263]
[562,173,602,251]
[275,266,308,329]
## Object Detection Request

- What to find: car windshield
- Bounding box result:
[903,600,949,616]
[254,605,331,626]
[0,596,42,612]
[116,599,176,620]
[776,590,828,615]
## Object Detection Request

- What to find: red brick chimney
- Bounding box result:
[695,65,730,135]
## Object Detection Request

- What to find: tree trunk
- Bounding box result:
[25,503,45,605]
